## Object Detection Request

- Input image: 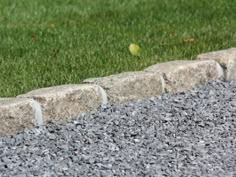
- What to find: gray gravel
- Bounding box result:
[0,80,236,177]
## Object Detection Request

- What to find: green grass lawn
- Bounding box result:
[0,0,235,97]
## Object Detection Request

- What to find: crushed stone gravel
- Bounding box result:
[0,80,235,177]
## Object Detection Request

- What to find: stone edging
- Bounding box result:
[0,48,235,136]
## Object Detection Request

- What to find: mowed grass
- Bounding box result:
[0,0,235,97]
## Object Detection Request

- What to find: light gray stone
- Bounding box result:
[0,98,36,136]
[17,84,107,122]
[197,48,236,80]
[145,60,222,93]
[83,71,164,104]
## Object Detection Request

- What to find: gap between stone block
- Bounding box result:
[31,98,44,127]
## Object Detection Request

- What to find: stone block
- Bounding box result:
[18,84,107,122]
[83,71,164,104]
[145,60,223,93]
[0,98,36,136]
[197,48,236,80]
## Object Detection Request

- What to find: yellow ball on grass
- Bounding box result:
[129,43,141,56]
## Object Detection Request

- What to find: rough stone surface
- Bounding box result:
[197,48,236,80]
[0,98,35,136]
[145,60,222,93]
[83,71,163,104]
[17,84,107,123]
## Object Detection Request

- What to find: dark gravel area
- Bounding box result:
[0,80,236,177]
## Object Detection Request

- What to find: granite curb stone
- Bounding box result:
[83,71,164,104]
[0,98,37,136]
[144,59,223,93]
[197,48,236,80]
[17,84,107,123]
[0,48,236,135]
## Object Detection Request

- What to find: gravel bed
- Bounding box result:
[0,80,236,177]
